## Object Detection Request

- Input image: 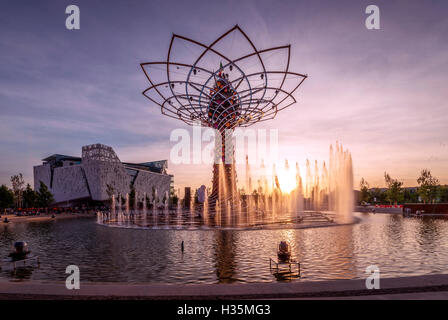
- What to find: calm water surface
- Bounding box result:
[1,212,448,284]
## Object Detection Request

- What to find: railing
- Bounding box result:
[0,255,40,271]
[269,258,300,279]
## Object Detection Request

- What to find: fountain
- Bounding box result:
[97,27,354,230]
[215,200,221,227]
[134,191,138,216]
[111,194,116,217]
[117,194,123,224]
[97,142,353,229]
[164,191,169,218]
[176,191,182,223]
[96,211,102,224]
[203,188,209,225]
[190,193,195,225]
[143,192,147,225]
[125,193,129,217]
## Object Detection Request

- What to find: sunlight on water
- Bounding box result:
[98,143,354,229]
[2,213,448,283]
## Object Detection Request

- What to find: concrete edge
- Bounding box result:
[1,274,448,299]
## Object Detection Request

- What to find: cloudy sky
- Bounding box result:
[1,0,447,191]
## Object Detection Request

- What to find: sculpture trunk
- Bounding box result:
[210,130,237,203]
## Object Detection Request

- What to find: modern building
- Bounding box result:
[34,143,173,206]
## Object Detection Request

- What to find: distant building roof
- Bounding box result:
[42,152,167,174]
[42,154,81,162]
[123,160,168,174]
[368,187,420,192]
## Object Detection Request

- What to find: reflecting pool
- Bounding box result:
[1,212,448,284]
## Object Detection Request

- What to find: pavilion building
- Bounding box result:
[33,143,173,206]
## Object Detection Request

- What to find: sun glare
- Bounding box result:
[276,167,297,194]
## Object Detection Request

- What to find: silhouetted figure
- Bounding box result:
[181,241,184,252]
[8,241,31,261]
[277,241,291,262]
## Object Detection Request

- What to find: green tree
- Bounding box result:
[439,186,448,203]
[23,184,38,208]
[403,188,419,203]
[0,184,15,209]
[10,173,25,208]
[359,178,371,204]
[37,181,54,207]
[370,187,386,204]
[417,169,440,203]
[384,172,404,205]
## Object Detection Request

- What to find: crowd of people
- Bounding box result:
[2,205,108,218]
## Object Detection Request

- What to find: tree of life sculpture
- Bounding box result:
[140,25,307,212]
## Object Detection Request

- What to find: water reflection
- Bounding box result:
[213,231,237,283]
[300,226,356,280]
[7,266,35,280]
[416,218,443,271]
[1,213,448,283]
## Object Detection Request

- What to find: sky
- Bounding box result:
[0,0,447,191]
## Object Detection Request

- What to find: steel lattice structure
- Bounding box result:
[140,25,307,204]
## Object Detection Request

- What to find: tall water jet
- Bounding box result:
[190,191,195,225]
[313,160,320,210]
[134,191,138,215]
[125,193,130,217]
[203,188,209,225]
[96,211,102,224]
[177,195,182,213]
[295,162,304,216]
[164,198,168,217]
[305,159,312,209]
[154,189,158,208]
[245,155,252,194]
[164,190,169,218]
[118,195,122,224]
[153,189,158,225]
[263,191,269,216]
[215,199,221,226]
[226,200,232,226]
[111,194,116,218]
[272,164,280,219]
[236,199,241,226]
[176,196,182,221]
[152,198,158,227]
[143,192,147,225]
[328,143,354,223]
[300,143,354,222]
